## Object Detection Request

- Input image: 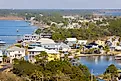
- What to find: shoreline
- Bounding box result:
[76,53,117,57]
[0,16,24,20]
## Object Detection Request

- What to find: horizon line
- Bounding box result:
[0,8,121,10]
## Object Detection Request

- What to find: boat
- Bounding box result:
[0,39,6,45]
[115,54,121,60]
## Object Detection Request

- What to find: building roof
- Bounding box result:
[28,47,59,54]
[28,47,47,52]
[46,50,59,54]
[59,42,70,48]
[24,34,39,36]
[66,38,77,42]
[7,46,25,51]
[36,38,55,44]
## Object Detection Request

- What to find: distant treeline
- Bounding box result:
[0,9,97,17]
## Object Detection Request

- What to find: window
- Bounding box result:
[32,52,34,54]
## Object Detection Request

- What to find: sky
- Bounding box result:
[0,0,121,9]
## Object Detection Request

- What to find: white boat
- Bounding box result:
[115,54,121,60]
[0,39,6,45]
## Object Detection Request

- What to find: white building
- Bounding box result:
[115,46,121,51]
[58,42,71,52]
[23,34,40,42]
[36,38,58,50]
[28,47,59,62]
[66,38,77,42]
[6,46,25,62]
[63,16,75,19]
[65,38,77,47]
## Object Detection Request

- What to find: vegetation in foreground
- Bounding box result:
[12,52,97,81]
[13,60,97,81]
[98,64,119,81]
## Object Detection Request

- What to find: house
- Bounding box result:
[115,46,121,51]
[36,38,58,50]
[0,50,3,63]
[22,34,40,42]
[46,50,60,61]
[28,47,60,62]
[58,42,71,52]
[65,38,77,47]
[106,36,120,51]
[6,46,25,63]
[84,42,102,49]
[40,33,52,38]
[28,43,41,49]
[28,47,47,62]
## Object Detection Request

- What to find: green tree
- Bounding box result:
[3,55,7,63]
[104,64,118,80]
[35,51,48,66]
[35,29,41,34]
[104,45,110,54]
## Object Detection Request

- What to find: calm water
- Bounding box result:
[0,20,37,48]
[104,12,121,16]
[80,56,121,75]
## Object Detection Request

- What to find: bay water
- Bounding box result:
[0,20,37,48]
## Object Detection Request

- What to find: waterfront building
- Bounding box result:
[22,34,40,42]
[28,47,60,62]
[57,42,71,52]
[28,43,41,49]
[36,38,58,50]
[65,38,77,47]
[40,33,52,38]
[6,46,25,63]
[28,47,47,62]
